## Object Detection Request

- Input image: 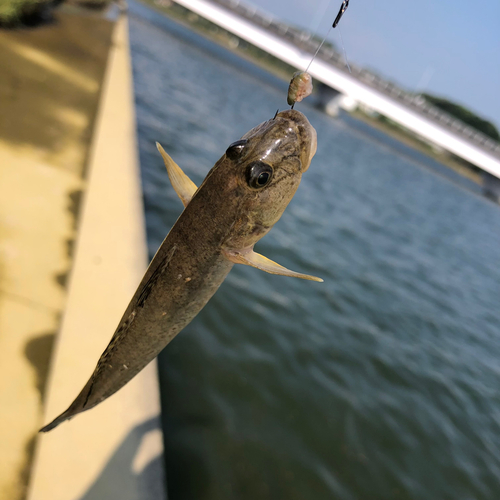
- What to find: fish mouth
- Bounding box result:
[275,109,317,171]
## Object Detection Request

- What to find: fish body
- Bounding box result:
[41,110,320,432]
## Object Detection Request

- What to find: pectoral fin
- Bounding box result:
[156,142,198,207]
[223,249,323,282]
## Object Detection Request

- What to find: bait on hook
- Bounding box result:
[287,71,313,108]
[287,0,351,108]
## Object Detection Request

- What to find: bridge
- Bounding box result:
[169,0,500,192]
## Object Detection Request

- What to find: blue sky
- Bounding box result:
[245,0,500,129]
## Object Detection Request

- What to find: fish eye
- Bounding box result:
[226,139,248,160]
[246,161,273,189]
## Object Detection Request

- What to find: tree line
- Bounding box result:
[422,93,499,142]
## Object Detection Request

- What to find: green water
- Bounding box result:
[130,3,500,498]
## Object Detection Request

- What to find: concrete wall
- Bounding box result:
[27,16,166,500]
[0,10,113,500]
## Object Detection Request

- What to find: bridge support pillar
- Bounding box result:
[482,171,500,203]
[316,83,356,117]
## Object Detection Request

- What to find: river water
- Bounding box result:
[128,3,500,499]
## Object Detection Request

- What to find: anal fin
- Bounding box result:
[223,249,323,282]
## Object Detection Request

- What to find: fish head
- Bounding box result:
[220,109,317,250]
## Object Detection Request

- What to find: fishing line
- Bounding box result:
[309,0,335,35]
[304,0,351,73]
[287,0,351,108]
[338,26,351,74]
[305,25,333,73]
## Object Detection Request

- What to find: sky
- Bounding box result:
[245,0,500,129]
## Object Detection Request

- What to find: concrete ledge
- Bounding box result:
[0,12,113,499]
[27,16,165,500]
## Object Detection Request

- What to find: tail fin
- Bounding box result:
[39,408,75,432]
[39,377,95,432]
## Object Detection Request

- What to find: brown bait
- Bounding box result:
[287,71,313,107]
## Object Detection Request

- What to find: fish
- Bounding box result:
[40,109,322,432]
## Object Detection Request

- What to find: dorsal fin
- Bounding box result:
[156,142,198,207]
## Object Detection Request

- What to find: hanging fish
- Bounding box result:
[40,109,322,432]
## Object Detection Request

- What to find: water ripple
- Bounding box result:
[129,3,500,499]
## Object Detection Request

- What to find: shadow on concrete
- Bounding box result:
[17,434,36,500]
[21,331,56,500]
[0,9,113,171]
[54,187,85,289]
[78,417,166,500]
[68,188,85,232]
[24,331,56,402]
